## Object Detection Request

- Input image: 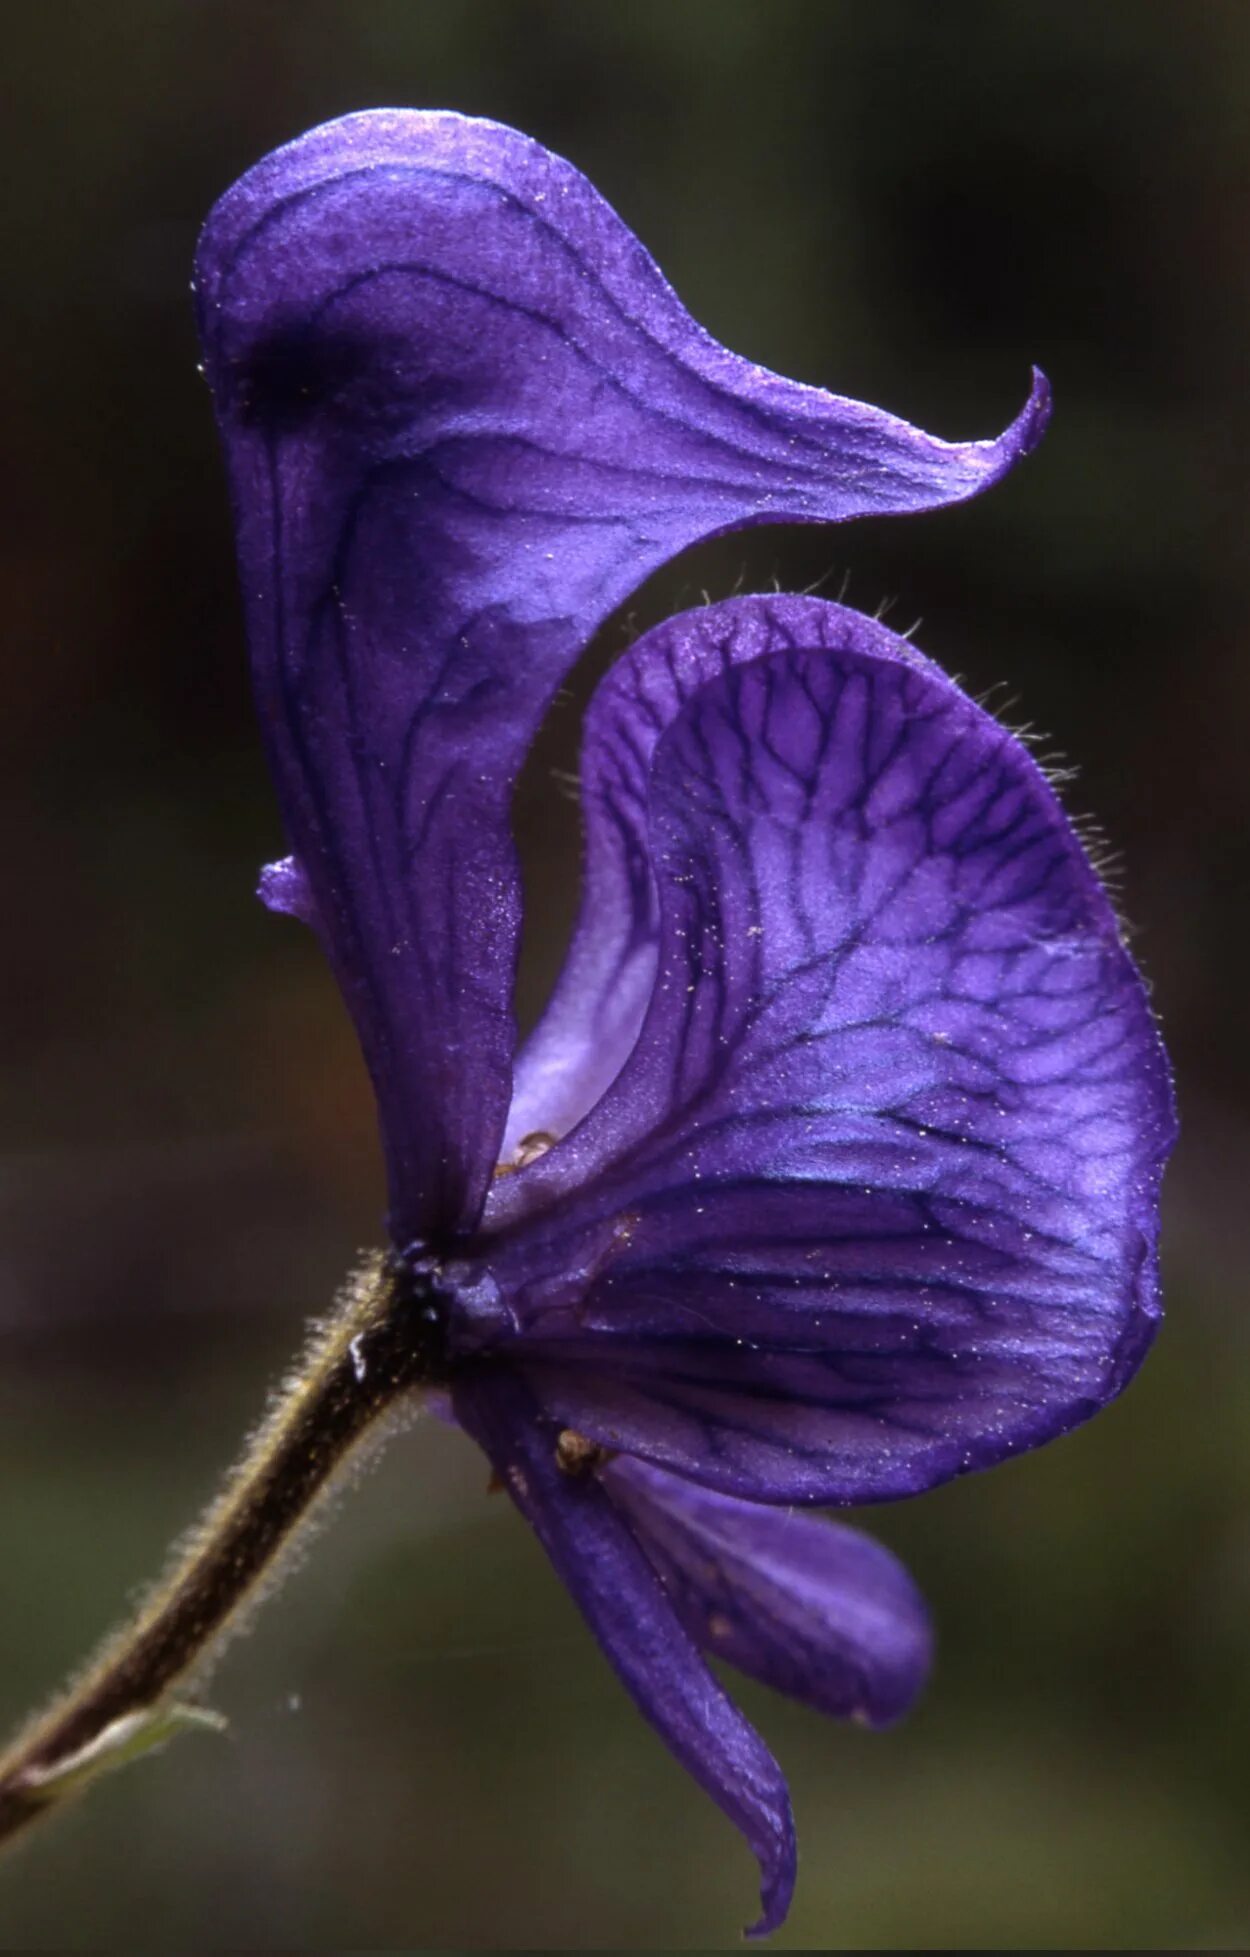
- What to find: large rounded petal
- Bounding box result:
[452,1365,796,1938]
[477,596,1175,1502]
[196,110,1047,1240]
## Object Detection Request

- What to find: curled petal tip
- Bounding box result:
[965,365,1051,489]
[1017,364,1053,455]
[986,364,1051,473]
[746,1838,797,1942]
[958,365,1051,489]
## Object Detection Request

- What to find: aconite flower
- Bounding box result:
[192,111,1172,1936]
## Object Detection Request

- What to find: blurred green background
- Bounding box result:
[2,0,1247,1946]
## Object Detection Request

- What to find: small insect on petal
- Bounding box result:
[555,1429,607,1477]
[494,1131,559,1179]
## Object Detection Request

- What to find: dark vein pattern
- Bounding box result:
[480,597,1175,1502]
[194,109,1047,1241]
[505,590,947,1148]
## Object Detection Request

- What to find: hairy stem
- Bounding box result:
[0,1249,438,1850]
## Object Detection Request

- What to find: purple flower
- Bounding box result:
[195,111,1173,1937]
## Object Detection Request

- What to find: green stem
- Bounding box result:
[0,1250,434,1850]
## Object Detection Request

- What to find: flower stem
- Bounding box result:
[0,1249,439,1851]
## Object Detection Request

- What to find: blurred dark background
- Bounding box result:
[2,1,1247,1946]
